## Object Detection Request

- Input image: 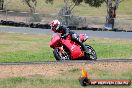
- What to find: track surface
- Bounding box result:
[0,59,132,65]
[0,27,132,39]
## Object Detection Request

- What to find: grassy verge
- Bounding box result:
[0,32,132,62]
[0,63,132,88]
[6,0,132,17]
[87,38,132,59]
[1,77,131,88]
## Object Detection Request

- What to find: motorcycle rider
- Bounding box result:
[49,20,89,54]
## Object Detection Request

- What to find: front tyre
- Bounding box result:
[84,45,97,60]
[53,48,70,61]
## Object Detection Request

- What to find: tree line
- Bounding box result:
[0,0,123,29]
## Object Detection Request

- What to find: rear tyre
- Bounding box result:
[84,45,97,60]
[53,48,70,61]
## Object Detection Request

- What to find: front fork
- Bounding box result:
[58,45,71,60]
[58,46,65,54]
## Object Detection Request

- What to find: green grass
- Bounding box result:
[0,32,54,62]
[87,38,132,59]
[0,32,132,62]
[0,78,131,88]
[0,66,132,88]
[0,77,80,88]
[6,0,132,17]
[88,39,132,59]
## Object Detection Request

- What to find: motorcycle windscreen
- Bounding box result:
[50,34,61,48]
[62,40,84,59]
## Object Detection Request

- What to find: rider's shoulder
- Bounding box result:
[59,25,67,30]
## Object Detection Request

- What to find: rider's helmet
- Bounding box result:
[49,20,61,32]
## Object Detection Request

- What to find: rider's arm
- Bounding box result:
[59,26,70,38]
[63,28,70,37]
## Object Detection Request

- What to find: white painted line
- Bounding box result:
[0,10,41,15]
[20,12,29,13]
[33,13,39,14]
[0,10,4,12]
[7,11,15,12]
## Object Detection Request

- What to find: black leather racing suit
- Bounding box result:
[56,26,88,52]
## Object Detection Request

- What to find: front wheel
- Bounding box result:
[84,45,97,60]
[53,48,70,61]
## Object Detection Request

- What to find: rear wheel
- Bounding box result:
[84,45,97,60]
[53,48,70,61]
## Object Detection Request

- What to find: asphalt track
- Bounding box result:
[0,27,132,39]
[0,27,132,65]
[0,59,132,65]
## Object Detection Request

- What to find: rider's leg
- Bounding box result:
[71,33,89,54]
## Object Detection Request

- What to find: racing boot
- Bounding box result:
[83,46,92,55]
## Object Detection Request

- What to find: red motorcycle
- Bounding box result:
[50,33,97,60]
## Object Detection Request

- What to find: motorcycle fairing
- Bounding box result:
[61,39,84,59]
[50,33,61,48]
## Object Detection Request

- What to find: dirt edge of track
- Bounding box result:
[0,60,132,79]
